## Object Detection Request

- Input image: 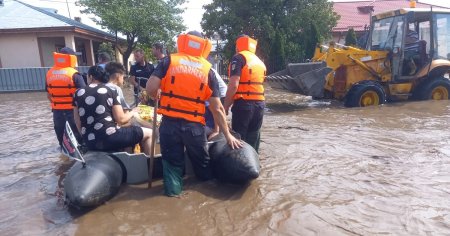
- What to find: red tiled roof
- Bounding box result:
[332,0,443,32]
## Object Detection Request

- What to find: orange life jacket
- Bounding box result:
[158,34,213,124]
[230,37,266,101]
[46,52,78,110]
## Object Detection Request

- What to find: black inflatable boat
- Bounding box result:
[62,123,260,208]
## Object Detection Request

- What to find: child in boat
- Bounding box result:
[73,65,153,154]
[104,62,131,110]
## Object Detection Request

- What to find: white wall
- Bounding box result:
[0,33,41,68]
[39,37,65,67]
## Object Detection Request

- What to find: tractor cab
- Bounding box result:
[369,8,450,81]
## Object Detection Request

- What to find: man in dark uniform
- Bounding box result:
[146,31,242,197]
[152,42,166,63]
[46,47,86,149]
[129,48,154,93]
[224,35,266,153]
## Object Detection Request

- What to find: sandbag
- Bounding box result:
[64,152,123,208]
[209,133,260,184]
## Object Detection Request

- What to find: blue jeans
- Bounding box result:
[52,109,81,147]
[159,117,212,196]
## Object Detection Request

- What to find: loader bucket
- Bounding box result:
[266,61,332,98]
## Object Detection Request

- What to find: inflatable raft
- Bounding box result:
[62,122,260,208]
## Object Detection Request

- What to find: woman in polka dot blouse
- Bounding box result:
[73,65,154,154]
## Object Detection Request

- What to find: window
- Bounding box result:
[371,16,404,50]
[435,14,450,59]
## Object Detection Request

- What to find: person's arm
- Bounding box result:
[146,76,161,99]
[73,106,82,133]
[207,105,221,140]
[224,76,239,114]
[224,55,244,114]
[146,57,169,99]
[129,65,138,87]
[112,105,135,125]
[73,73,86,88]
[209,97,243,149]
[129,76,138,87]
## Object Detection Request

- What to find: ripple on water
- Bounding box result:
[1,91,450,235]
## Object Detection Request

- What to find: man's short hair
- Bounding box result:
[98,52,111,63]
[105,62,125,77]
[152,42,164,51]
[60,47,76,55]
[134,48,145,55]
[187,31,203,38]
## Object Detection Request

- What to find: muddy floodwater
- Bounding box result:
[0,87,449,236]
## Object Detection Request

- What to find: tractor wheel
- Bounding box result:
[344,81,386,107]
[413,77,450,101]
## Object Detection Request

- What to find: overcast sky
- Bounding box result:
[17,0,450,33]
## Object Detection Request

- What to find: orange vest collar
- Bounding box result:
[177,34,212,58]
[53,52,77,68]
[236,36,257,53]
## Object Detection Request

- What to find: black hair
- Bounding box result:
[97,52,111,63]
[152,42,164,51]
[105,62,125,78]
[134,48,145,55]
[88,66,109,83]
[187,31,203,38]
[237,34,249,39]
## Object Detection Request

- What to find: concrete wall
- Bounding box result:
[39,37,65,67]
[0,33,41,68]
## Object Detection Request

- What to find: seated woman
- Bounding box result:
[73,65,153,155]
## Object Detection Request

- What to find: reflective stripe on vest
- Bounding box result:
[158,54,212,124]
[231,50,266,101]
[46,67,78,110]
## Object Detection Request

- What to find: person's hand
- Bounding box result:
[131,107,140,113]
[225,133,243,149]
[207,130,220,141]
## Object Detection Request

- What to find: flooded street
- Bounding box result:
[0,88,449,235]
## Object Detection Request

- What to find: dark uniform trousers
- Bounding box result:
[159,117,213,196]
[231,99,265,153]
[52,109,82,147]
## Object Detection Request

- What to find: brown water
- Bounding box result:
[1,88,450,235]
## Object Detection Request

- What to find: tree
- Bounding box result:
[98,42,116,60]
[77,0,186,70]
[201,0,339,73]
[345,28,357,46]
[269,31,286,73]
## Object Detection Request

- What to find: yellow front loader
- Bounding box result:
[266,8,450,107]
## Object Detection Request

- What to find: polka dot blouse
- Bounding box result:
[73,83,121,146]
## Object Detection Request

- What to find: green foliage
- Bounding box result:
[269,31,286,73]
[98,42,116,60]
[345,28,357,46]
[201,0,339,73]
[77,0,186,70]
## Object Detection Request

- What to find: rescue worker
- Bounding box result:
[46,47,86,149]
[97,52,111,69]
[146,31,243,197]
[224,35,266,153]
[152,42,166,63]
[129,49,154,92]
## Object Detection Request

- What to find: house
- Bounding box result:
[0,0,123,68]
[331,0,447,45]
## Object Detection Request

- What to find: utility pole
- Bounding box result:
[65,0,71,19]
